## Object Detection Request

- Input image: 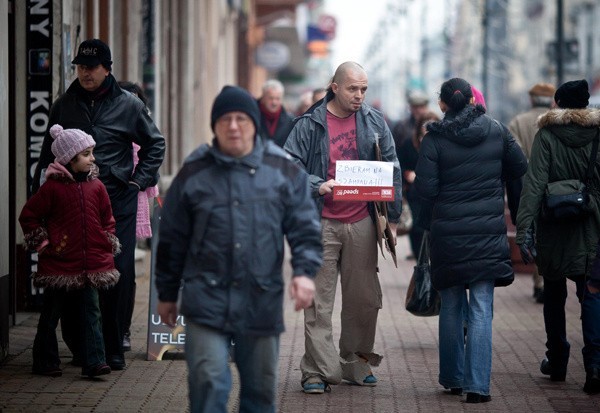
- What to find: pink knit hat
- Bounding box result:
[471,86,487,110]
[49,124,96,165]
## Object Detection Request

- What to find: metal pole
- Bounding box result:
[482,0,489,98]
[556,0,564,85]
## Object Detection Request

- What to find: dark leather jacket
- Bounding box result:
[32,74,165,196]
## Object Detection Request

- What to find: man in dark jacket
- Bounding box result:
[155,86,322,412]
[509,82,556,304]
[517,79,600,394]
[32,39,165,371]
[257,79,294,147]
[284,62,402,394]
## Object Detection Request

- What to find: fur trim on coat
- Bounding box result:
[538,108,600,128]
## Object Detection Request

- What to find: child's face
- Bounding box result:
[69,146,95,173]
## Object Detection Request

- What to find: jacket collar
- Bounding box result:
[207,135,263,169]
[538,108,600,129]
[66,73,123,101]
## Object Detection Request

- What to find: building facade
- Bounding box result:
[0,0,307,362]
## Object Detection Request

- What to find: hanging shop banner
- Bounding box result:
[333,160,394,201]
[146,198,186,361]
[26,0,53,308]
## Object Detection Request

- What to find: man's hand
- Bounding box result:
[157,301,178,328]
[319,179,339,196]
[289,275,316,311]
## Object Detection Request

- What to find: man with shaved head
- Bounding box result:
[285,62,402,394]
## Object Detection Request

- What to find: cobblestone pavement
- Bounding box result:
[1,237,600,412]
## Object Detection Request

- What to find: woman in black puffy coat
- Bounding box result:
[414,77,527,403]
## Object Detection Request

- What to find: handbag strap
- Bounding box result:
[417,230,430,265]
[584,129,599,185]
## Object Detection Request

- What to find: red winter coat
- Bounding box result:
[19,162,120,290]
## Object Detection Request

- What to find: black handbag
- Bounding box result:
[542,131,599,221]
[405,231,440,316]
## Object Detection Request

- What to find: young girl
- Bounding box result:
[19,124,120,378]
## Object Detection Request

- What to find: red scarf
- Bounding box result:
[260,103,281,137]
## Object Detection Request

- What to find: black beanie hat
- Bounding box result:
[554,79,590,109]
[211,86,260,131]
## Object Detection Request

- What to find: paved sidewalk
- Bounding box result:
[2,237,600,412]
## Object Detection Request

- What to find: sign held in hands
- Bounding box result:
[333,160,394,201]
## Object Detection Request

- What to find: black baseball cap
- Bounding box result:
[72,39,113,69]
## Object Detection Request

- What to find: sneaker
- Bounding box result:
[303,377,329,394]
[82,363,111,378]
[362,374,378,386]
[122,334,131,352]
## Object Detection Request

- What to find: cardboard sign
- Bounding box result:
[147,198,186,361]
[333,160,394,201]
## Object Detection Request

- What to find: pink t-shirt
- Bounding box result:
[322,111,369,223]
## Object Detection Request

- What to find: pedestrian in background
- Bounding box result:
[20,125,120,378]
[117,80,160,352]
[415,77,527,403]
[155,86,322,412]
[32,39,165,371]
[257,79,294,147]
[516,79,600,394]
[400,108,440,252]
[398,110,439,258]
[392,90,430,151]
[285,61,402,394]
[509,82,556,304]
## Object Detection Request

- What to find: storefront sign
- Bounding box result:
[26,0,53,307]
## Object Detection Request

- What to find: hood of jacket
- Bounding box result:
[45,162,99,183]
[427,105,487,148]
[537,108,600,148]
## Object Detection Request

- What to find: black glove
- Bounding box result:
[518,226,537,265]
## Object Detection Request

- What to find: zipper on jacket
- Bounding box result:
[77,182,88,272]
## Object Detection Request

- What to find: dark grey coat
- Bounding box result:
[516,108,600,282]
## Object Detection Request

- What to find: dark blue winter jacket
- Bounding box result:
[155,137,322,336]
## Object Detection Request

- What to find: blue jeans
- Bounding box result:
[438,280,494,395]
[185,321,280,413]
[582,286,600,372]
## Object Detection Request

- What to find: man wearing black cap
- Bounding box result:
[32,39,165,371]
[516,79,600,394]
[155,85,322,412]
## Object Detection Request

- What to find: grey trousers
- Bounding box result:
[300,216,383,385]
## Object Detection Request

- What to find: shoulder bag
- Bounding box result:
[541,130,599,221]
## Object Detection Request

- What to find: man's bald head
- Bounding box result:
[332,62,366,85]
